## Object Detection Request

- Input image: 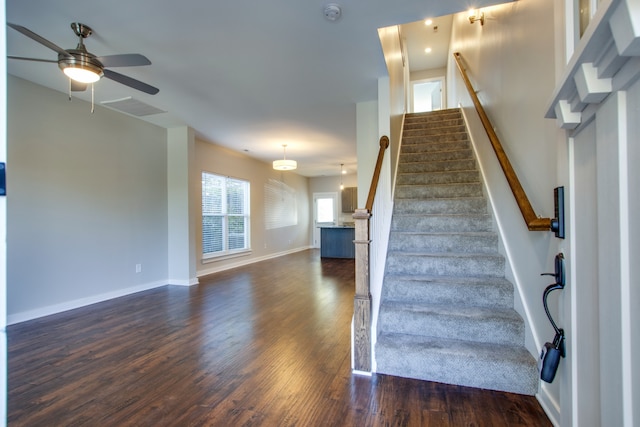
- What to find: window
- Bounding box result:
[202,172,250,258]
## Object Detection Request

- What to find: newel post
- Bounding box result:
[352,208,372,373]
[351,135,388,373]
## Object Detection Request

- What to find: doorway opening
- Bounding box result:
[312,192,338,248]
[411,77,444,113]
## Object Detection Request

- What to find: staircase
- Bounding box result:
[375,109,538,395]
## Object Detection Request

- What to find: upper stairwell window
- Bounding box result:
[202,172,250,259]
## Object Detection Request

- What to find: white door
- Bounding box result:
[312,192,338,248]
[412,78,444,113]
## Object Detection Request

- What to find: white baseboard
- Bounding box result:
[537,383,561,427]
[197,246,312,277]
[168,277,199,287]
[7,280,167,325]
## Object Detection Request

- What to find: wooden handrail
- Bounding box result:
[453,52,551,231]
[365,135,390,211]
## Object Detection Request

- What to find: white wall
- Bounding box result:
[7,76,169,323]
[194,140,311,277]
[168,127,198,286]
[378,25,407,191]
[446,0,562,417]
[356,100,379,208]
[411,67,446,81]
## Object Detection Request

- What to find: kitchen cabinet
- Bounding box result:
[341,187,357,213]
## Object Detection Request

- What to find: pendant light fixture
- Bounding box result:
[273,144,297,171]
[340,163,344,190]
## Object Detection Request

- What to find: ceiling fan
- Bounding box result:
[7,22,159,95]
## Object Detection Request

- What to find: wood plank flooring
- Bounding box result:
[7,249,551,426]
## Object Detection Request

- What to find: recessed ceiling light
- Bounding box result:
[425,19,433,25]
[425,47,432,53]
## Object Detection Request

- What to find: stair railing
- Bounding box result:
[453,52,552,231]
[352,135,389,373]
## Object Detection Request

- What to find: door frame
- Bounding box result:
[410,76,446,113]
[312,192,338,248]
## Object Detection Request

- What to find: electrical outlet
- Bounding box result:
[135,264,142,273]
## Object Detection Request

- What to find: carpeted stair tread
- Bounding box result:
[379,302,525,345]
[388,231,498,253]
[396,182,484,199]
[403,125,467,137]
[382,275,514,308]
[401,140,470,153]
[393,197,487,214]
[376,333,539,395]
[397,170,480,185]
[391,213,494,232]
[403,133,470,144]
[400,149,474,163]
[398,159,477,173]
[386,251,505,277]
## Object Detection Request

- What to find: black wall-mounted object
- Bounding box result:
[0,163,5,196]
[539,253,566,383]
[550,186,564,239]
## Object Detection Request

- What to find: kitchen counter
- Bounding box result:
[320,226,355,259]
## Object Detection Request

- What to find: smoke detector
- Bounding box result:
[323,4,342,21]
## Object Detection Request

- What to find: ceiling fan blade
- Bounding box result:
[7,55,57,64]
[103,69,159,95]
[7,23,72,59]
[71,80,87,92]
[97,54,151,67]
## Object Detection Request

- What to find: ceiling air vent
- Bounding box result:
[100,97,166,117]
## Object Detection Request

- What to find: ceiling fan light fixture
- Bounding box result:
[59,51,104,83]
[63,64,101,83]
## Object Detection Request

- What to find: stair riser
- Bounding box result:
[396,183,483,199]
[392,215,493,232]
[394,198,487,214]
[404,118,464,130]
[386,253,505,277]
[405,108,462,119]
[397,171,480,185]
[404,125,467,137]
[405,115,462,125]
[388,233,498,253]
[378,308,524,345]
[404,119,462,127]
[398,159,476,174]
[382,277,513,308]
[401,140,470,154]
[376,343,539,395]
[403,132,469,144]
[400,149,473,163]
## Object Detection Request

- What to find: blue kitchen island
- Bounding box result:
[320,226,355,259]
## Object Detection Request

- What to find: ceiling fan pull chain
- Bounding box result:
[68,79,71,101]
[91,84,94,114]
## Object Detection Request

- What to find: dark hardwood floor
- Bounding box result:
[7,250,551,426]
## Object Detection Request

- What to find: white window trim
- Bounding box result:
[201,171,251,259]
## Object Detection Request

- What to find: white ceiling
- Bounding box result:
[6,0,502,177]
[402,15,454,73]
